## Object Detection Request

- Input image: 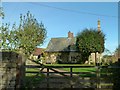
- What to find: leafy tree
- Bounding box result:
[0,23,10,49]
[104,48,113,55]
[0,7,5,19]
[1,11,47,57]
[114,45,120,60]
[76,28,105,64]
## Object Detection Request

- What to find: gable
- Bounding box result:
[46,37,77,52]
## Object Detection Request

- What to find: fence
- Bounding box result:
[26,61,119,89]
[0,51,24,90]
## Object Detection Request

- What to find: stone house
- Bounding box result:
[45,20,102,64]
[45,31,81,64]
[29,48,44,60]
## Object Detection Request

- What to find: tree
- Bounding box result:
[0,23,10,50]
[76,28,105,64]
[0,7,5,19]
[1,11,47,57]
[104,48,113,55]
[114,45,120,60]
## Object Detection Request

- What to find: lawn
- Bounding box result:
[45,63,96,72]
[25,68,45,88]
[61,67,96,72]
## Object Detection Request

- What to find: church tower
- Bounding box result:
[98,19,101,32]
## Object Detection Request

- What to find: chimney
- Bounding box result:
[68,31,74,38]
[98,19,101,32]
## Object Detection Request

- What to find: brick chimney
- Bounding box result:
[68,31,74,38]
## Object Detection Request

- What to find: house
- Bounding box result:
[33,48,43,56]
[45,31,81,64]
[45,20,102,64]
[29,48,44,60]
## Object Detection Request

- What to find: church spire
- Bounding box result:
[97,19,101,32]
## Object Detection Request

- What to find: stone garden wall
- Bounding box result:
[0,51,24,90]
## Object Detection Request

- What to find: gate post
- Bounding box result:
[70,67,73,77]
[96,66,101,89]
[47,68,49,88]
[70,67,73,88]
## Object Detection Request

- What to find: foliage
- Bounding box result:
[76,28,105,63]
[104,48,113,55]
[0,7,5,19]
[114,45,120,59]
[0,23,10,49]
[101,55,113,65]
[115,45,120,52]
[102,47,119,65]
[1,11,47,57]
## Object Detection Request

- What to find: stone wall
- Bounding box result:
[46,51,102,64]
[46,52,81,64]
[0,51,23,90]
[69,52,81,63]
[89,52,102,65]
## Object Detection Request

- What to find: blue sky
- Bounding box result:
[2,2,118,54]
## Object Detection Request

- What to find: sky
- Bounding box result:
[1,0,120,2]
[1,2,118,54]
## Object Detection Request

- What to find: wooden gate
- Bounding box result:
[25,60,119,89]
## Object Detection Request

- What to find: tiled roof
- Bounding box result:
[33,48,43,56]
[46,37,78,52]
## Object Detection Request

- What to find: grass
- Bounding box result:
[25,68,45,88]
[26,68,40,72]
[61,67,96,72]
[61,67,97,77]
[45,63,96,72]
